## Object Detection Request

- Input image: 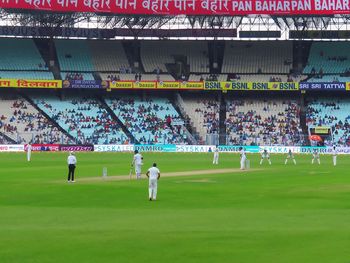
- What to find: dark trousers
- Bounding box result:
[68,164,76,181]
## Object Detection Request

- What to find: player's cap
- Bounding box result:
[134,150,139,154]
[70,151,75,155]
[153,163,157,167]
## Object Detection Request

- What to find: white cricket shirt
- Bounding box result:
[134,153,142,165]
[67,155,77,165]
[148,167,160,180]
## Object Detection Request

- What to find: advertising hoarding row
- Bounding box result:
[1,0,350,16]
[1,144,350,154]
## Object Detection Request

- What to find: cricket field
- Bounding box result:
[0,152,349,263]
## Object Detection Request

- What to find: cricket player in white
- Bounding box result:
[146,163,160,201]
[285,149,296,165]
[311,149,321,165]
[332,146,337,166]
[213,146,219,165]
[132,150,143,179]
[27,144,32,162]
[260,149,271,165]
[240,147,247,170]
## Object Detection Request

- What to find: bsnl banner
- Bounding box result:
[204,81,299,91]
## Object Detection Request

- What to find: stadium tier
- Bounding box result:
[105,96,189,144]
[0,71,54,80]
[307,99,350,146]
[0,94,68,144]
[32,94,128,145]
[141,41,210,73]
[304,42,350,74]
[226,99,303,146]
[222,41,293,74]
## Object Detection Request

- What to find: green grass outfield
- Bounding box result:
[1,152,350,263]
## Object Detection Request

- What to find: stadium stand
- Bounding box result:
[105,96,189,144]
[226,99,303,146]
[0,71,54,80]
[306,99,350,146]
[180,95,219,143]
[307,75,350,82]
[0,95,68,144]
[89,41,130,72]
[0,38,46,71]
[141,41,209,73]
[222,41,293,74]
[304,42,350,74]
[62,72,95,81]
[55,40,95,72]
[189,74,227,81]
[33,94,128,144]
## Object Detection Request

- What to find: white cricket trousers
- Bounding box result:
[27,151,31,162]
[333,156,337,166]
[135,164,142,178]
[149,179,158,200]
[240,157,246,170]
[213,153,219,164]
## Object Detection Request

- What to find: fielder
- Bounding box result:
[213,146,219,165]
[311,149,321,165]
[240,147,247,170]
[285,149,296,165]
[146,163,160,201]
[260,149,271,165]
[332,146,337,166]
[27,144,32,162]
[132,150,143,179]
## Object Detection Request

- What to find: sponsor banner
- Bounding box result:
[259,146,301,153]
[180,81,204,90]
[314,126,331,134]
[0,79,62,89]
[205,81,299,91]
[94,144,134,152]
[28,144,60,151]
[133,81,157,89]
[0,144,24,152]
[347,82,350,91]
[59,144,94,152]
[2,0,350,16]
[176,145,216,152]
[157,81,181,89]
[135,144,177,152]
[109,81,134,89]
[62,80,109,89]
[299,82,346,90]
[218,145,260,153]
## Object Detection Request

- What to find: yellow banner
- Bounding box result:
[109,81,133,89]
[346,82,350,91]
[157,81,180,89]
[180,81,204,90]
[133,81,157,89]
[314,127,331,134]
[205,81,299,91]
[0,79,62,89]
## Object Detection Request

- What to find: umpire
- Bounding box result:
[67,151,77,183]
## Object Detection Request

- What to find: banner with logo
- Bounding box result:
[204,81,299,91]
[59,144,94,152]
[2,0,350,16]
[94,144,134,152]
[0,79,62,89]
[109,81,134,89]
[299,82,346,90]
[180,81,204,90]
[62,80,109,89]
[26,144,60,152]
[0,144,24,152]
[157,81,181,89]
[133,81,157,89]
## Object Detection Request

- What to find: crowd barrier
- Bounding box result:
[1,144,350,154]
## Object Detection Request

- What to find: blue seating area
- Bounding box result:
[105,96,188,144]
[55,40,95,72]
[33,95,128,144]
[304,42,350,74]
[61,72,95,80]
[0,71,54,80]
[0,38,46,71]
[307,99,350,146]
